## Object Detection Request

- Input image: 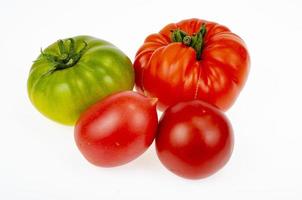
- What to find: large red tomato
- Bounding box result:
[156,100,234,179]
[74,91,158,167]
[134,18,250,111]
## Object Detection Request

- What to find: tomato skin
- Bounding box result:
[28,36,134,125]
[134,18,250,111]
[75,91,158,167]
[156,100,234,179]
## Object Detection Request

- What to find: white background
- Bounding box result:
[1,0,302,199]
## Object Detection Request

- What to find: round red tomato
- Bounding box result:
[156,100,234,179]
[74,91,158,167]
[134,18,250,111]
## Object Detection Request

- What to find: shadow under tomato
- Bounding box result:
[123,143,162,171]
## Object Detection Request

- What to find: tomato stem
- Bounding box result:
[40,38,87,73]
[183,36,192,46]
[171,23,206,61]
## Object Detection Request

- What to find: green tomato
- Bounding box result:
[27,36,134,125]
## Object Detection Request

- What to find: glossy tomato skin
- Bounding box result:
[134,18,250,111]
[75,91,158,167]
[156,100,234,179]
[28,36,134,125]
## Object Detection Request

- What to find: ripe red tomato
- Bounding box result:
[74,91,158,167]
[156,100,234,179]
[134,18,250,111]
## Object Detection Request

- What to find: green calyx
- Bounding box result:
[171,23,207,60]
[40,38,87,72]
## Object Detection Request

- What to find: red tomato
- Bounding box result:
[134,18,250,111]
[75,91,158,167]
[156,100,234,179]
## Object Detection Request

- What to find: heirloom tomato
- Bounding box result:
[27,36,134,125]
[134,18,250,111]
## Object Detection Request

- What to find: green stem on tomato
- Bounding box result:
[171,23,207,60]
[40,38,88,72]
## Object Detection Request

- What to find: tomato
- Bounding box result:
[156,100,234,179]
[74,91,158,167]
[27,36,134,125]
[134,18,250,111]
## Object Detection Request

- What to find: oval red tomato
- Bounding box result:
[156,100,234,179]
[74,91,158,167]
[134,18,250,111]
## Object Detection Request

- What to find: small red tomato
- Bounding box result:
[156,100,234,179]
[75,91,158,167]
